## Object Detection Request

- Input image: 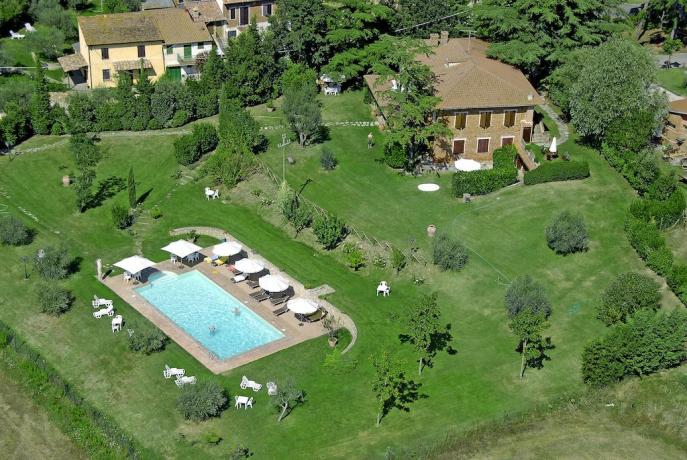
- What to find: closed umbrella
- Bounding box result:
[549,137,557,154]
[454,159,481,171]
[213,241,242,257]
[286,298,319,315]
[259,274,289,293]
[235,258,265,274]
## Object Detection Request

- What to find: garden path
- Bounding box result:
[540,103,569,145]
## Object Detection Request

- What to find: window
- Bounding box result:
[263,3,272,16]
[503,110,516,127]
[501,136,514,147]
[197,42,204,50]
[102,69,111,81]
[452,139,465,155]
[166,46,173,55]
[101,47,109,60]
[184,45,192,59]
[454,112,466,130]
[137,45,146,58]
[230,8,236,19]
[479,111,491,129]
[228,30,238,38]
[477,138,490,153]
[239,6,249,25]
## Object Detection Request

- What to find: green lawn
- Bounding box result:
[0,38,35,67]
[657,68,687,96]
[0,91,683,458]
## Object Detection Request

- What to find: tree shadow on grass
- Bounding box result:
[87,176,126,210]
[399,323,457,371]
[67,256,83,276]
[136,188,153,206]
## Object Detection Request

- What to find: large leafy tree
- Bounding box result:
[224,22,282,105]
[400,293,446,375]
[568,38,666,140]
[282,81,322,146]
[382,0,469,37]
[0,0,28,25]
[270,0,331,69]
[371,349,407,427]
[473,0,624,79]
[368,36,450,166]
[646,0,687,39]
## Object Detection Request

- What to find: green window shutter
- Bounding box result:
[184,45,192,59]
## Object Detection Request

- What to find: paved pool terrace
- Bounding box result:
[101,240,331,374]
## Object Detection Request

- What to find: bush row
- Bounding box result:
[0,320,151,459]
[174,123,219,165]
[581,309,687,387]
[452,145,519,196]
[523,160,590,185]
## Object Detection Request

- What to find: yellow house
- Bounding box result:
[59,9,213,88]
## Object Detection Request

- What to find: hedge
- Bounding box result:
[173,123,218,165]
[523,160,590,185]
[0,320,152,459]
[629,189,686,230]
[452,145,518,196]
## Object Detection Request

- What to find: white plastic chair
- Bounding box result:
[267,381,278,396]
[111,315,123,333]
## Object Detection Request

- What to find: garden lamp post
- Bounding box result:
[20,255,29,280]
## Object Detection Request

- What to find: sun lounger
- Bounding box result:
[240,375,262,391]
[24,23,36,33]
[175,376,196,387]
[269,295,291,306]
[9,30,25,40]
[92,295,113,309]
[246,279,260,289]
[272,305,288,316]
[93,305,114,318]
[233,274,247,283]
[163,364,185,379]
[249,290,269,302]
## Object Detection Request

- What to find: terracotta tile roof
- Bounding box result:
[78,9,211,47]
[669,98,687,115]
[78,12,162,46]
[145,8,212,44]
[58,53,87,72]
[365,37,543,111]
[185,0,226,22]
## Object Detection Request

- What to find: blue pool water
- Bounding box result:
[135,270,284,359]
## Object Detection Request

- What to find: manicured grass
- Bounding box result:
[0,38,35,67]
[657,68,687,96]
[0,91,683,458]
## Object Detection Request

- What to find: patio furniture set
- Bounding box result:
[92,295,124,333]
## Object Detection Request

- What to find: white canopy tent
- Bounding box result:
[549,137,557,154]
[235,258,265,274]
[454,159,482,172]
[212,241,242,257]
[161,240,202,259]
[286,298,319,315]
[259,274,290,293]
[114,256,156,276]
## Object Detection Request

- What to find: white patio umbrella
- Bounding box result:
[114,255,156,275]
[259,274,290,293]
[549,137,557,154]
[235,258,265,274]
[454,159,481,171]
[161,240,202,259]
[286,298,319,315]
[212,241,242,257]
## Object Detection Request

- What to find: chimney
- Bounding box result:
[440,31,449,45]
[429,33,439,46]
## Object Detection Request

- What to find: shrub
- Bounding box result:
[545,211,588,255]
[646,246,674,277]
[523,160,590,185]
[150,206,162,219]
[581,310,687,387]
[629,190,686,230]
[127,321,168,354]
[0,215,30,246]
[492,145,517,169]
[623,150,659,195]
[33,245,71,280]
[625,218,665,260]
[36,282,72,316]
[170,110,190,128]
[383,141,408,169]
[312,213,347,250]
[111,204,133,230]
[598,272,661,326]
[176,381,228,421]
[646,173,678,201]
[505,275,551,318]
[192,123,219,153]
[391,247,406,274]
[320,148,338,170]
[343,243,365,271]
[667,263,687,294]
[432,232,469,271]
[174,135,201,166]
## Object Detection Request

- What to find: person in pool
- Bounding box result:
[233,307,241,316]
[209,325,217,335]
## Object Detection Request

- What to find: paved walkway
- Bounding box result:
[540,103,569,145]
[170,226,358,354]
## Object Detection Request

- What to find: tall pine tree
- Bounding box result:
[30,59,53,135]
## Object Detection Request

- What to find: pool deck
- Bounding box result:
[102,246,329,374]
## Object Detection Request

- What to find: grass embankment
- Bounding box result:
[0,91,683,458]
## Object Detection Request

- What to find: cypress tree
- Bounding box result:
[30,59,53,135]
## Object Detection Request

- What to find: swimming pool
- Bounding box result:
[135,270,284,359]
